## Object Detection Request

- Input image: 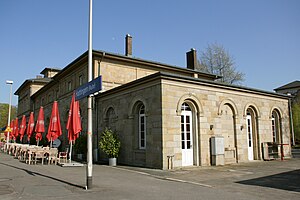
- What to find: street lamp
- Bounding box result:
[6,80,13,145]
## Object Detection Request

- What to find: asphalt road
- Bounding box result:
[0,153,299,200]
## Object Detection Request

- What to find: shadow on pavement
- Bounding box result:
[0,162,86,190]
[237,169,300,192]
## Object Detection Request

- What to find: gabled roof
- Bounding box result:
[50,50,220,81]
[274,80,300,91]
[14,77,52,95]
[40,67,61,75]
[30,49,221,99]
[92,50,221,80]
[97,72,289,100]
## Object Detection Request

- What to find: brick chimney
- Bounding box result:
[125,34,132,57]
[186,48,197,70]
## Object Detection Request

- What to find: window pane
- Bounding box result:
[187,132,190,140]
[140,105,145,114]
[142,126,145,132]
[141,140,145,147]
[186,105,191,111]
[182,141,185,149]
[187,141,191,149]
[186,116,190,123]
[186,124,190,132]
[141,117,144,123]
[141,132,145,139]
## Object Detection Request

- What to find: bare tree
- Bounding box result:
[198,43,245,85]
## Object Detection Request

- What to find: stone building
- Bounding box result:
[15,35,292,169]
[274,80,300,103]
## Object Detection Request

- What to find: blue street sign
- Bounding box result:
[75,76,102,100]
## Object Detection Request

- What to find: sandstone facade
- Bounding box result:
[15,47,291,169]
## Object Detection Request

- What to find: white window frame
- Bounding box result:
[79,75,83,86]
[272,114,277,143]
[139,105,146,149]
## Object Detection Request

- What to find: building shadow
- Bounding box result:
[237,169,300,192]
[0,162,86,190]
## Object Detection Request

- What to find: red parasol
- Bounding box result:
[35,106,45,145]
[27,112,35,142]
[66,92,82,161]
[14,117,19,139]
[19,115,26,142]
[66,92,82,142]
[47,101,62,146]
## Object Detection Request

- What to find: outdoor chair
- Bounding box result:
[25,148,36,165]
[34,150,45,165]
[48,148,58,165]
[58,148,68,163]
[17,145,28,161]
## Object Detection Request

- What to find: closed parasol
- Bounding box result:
[35,106,45,146]
[19,115,26,142]
[27,112,35,142]
[46,101,62,147]
[66,92,82,161]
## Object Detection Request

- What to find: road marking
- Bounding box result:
[165,177,213,188]
[108,166,213,188]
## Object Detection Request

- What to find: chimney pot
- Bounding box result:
[125,34,132,57]
[186,48,197,70]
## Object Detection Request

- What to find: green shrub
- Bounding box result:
[99,128,120,158]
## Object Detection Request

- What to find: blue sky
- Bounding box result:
[0,0,299,106]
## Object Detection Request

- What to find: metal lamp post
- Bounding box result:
[86,0,93,189]
[6,80,13,145]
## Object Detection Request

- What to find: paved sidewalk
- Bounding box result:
[0,152,299,200]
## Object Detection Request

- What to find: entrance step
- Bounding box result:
[292,149,300,158]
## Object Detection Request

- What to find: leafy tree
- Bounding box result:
[292,102,300,145]
[0,103,17,129]
[198,43,245,85]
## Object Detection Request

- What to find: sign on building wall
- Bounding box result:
[75,76,102,100]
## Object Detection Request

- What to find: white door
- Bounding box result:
[181,110,193,166]
[246,113,254,160]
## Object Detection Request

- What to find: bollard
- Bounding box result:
[167,155,174,170]
[281,143,284,161]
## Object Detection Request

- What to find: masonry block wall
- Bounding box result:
[96,78,163,169]
[161,77,291,169]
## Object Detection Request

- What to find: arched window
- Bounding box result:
[106,107,116,132]
[139,105,146,149]
[271,110,281,143]
[181,102,193,166]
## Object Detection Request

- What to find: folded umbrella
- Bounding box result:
[35,106,45,146]
[27,112,35,142]
[14,117,19,140]
[47,101,62,147]
[19,115,26,142]
[66,92,82,161]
